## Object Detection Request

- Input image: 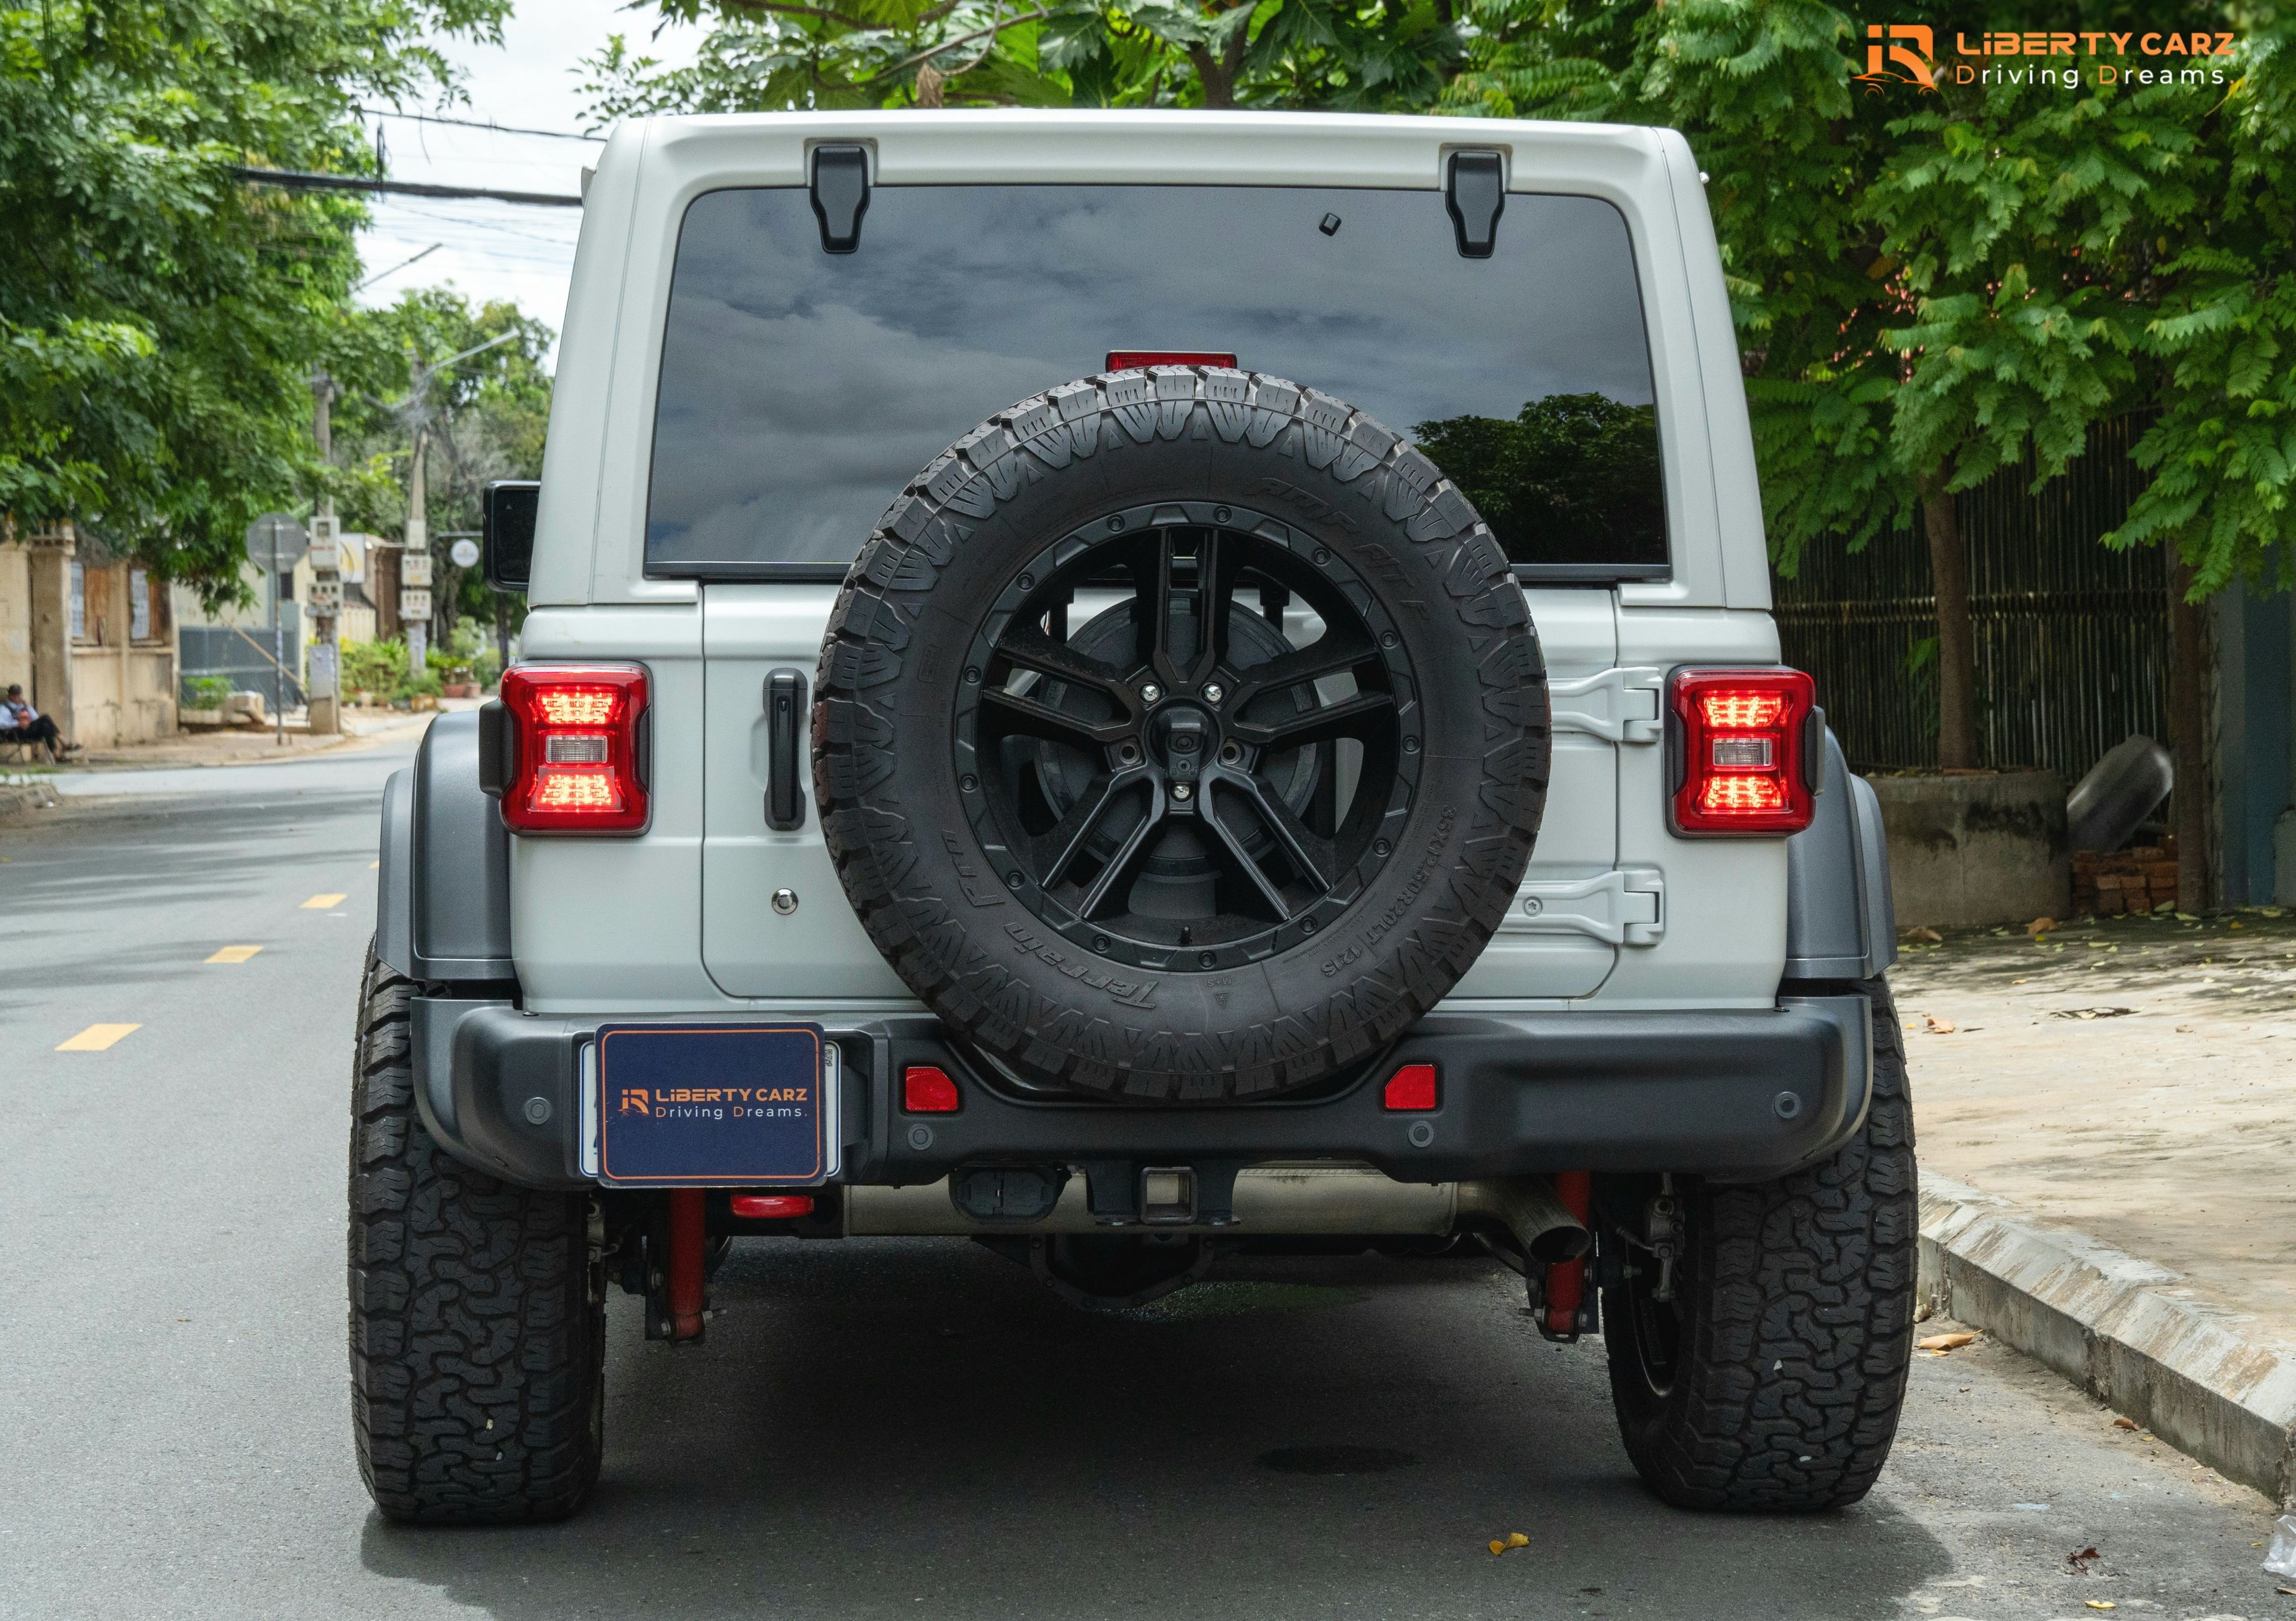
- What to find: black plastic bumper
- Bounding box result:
[410,996,1873,1196]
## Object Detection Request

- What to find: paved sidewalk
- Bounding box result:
[48,706,445,773]
[1894,907,2296,1499]
[1894,907,2296,1324]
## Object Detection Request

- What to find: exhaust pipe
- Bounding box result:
[1455,1176,1591,1264]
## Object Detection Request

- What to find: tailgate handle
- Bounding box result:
[764,668,809,831]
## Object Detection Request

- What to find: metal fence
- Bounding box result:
[1772,415,2169,780]
[180,620,304,713]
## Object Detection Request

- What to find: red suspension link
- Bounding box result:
[667,1189,707,1342]
[1543,1171,1593,1338]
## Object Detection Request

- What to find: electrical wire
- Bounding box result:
[356,106,605,143]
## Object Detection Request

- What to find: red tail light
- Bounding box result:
[497,664,650,834]
[1668,668,1818,835]
[1106,350,1238,371]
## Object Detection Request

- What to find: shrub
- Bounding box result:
[181,674,232,710]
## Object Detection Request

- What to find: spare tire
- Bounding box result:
[815,367,1548,1101]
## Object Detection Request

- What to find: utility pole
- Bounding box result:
[403,424,432,682]
[307,369,343,735]
[392,331,510,686]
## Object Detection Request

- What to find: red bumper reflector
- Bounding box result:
[1382,1063,1439,1111]
[1106,350,1238,371]
[729,1193,815,1220]
[902,1065,961,1113]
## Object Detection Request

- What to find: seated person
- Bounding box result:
[1,684,77,762]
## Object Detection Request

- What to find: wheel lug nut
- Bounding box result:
[1140,683,1162,704]
[1172,782,1193,801]
[1219,742,1241,764]
[1203,683,1225,704]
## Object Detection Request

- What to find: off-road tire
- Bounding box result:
[348,942,604,1524]
[815,367,1548,1101]
[1602,976,1916,1511]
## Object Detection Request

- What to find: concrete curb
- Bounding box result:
[1920,1172,2296,1506]
[0,780,59,823]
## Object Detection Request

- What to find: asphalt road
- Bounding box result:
[0,732,2283,1620]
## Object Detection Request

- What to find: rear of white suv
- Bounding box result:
[355,111,1906,1527]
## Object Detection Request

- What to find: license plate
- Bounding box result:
[580,1024,840,1186]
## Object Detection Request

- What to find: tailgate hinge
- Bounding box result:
[810,145,871,254]
[1501,867,1665,947]
[1549,666,1664,744]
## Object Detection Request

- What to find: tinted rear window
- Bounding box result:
[646,184,1663,579]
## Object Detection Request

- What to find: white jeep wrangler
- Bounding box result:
[355,110,1908,1526]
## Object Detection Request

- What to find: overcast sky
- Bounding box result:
[352,0,702,335]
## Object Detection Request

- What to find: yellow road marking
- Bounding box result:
[302,893,347,909]
[59,1023,141,1052]
[206,945,262,964]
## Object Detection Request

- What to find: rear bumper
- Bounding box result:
[411,996,1873,1196]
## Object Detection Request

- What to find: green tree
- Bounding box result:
[0,0,509,602]
[581,0,1460,115]
[326,289,553,662]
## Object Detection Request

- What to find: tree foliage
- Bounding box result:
[326,289,554,648]
[0,0,508,601]
[581,0,1461,116]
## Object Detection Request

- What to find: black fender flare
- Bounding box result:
[375,711,520,1165]
[1782,730,1897,985]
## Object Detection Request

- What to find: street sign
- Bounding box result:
[449,538,481,569]
[399,589,433,621]
[243,512,307,571]
[402,551,434,588]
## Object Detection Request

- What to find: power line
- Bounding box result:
[230,166,582,207]
[356,105,604,144]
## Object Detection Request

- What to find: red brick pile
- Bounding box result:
[2072,837,2179,915]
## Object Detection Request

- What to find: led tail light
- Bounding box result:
[490,664,651,834]
[1668,667,1819,835]
[1105,350,1238,371]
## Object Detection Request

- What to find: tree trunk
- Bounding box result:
[1188,23,1248,109]
[1920,477,1979,770]
[1187,46,1234,108]
[2165,545,2210,912]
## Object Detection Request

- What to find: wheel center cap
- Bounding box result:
[1151,704,1214,775]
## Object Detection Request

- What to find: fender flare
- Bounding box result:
[1782,729,1897,984]
[375,712,519,1163]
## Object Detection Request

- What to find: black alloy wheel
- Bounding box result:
[955,503,1415,975]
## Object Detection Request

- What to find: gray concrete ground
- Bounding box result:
[0,738,2286,1620]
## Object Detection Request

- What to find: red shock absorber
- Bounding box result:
[667,1189,707,1342]
[1544,1171,1593,1338]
